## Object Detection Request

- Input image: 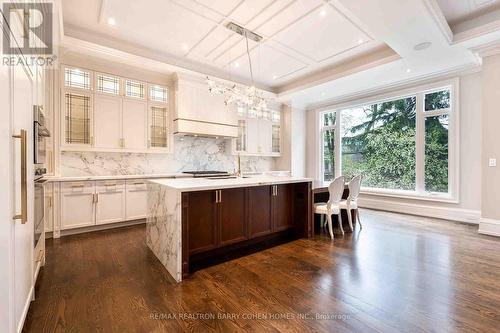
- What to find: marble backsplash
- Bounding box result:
[60,137,275,176]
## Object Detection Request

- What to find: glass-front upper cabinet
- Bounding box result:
[96,73,120,95]
[236,119,247,152]
[63,91,92,146]
[149,105,168,149]
[271,109,281,154]
[125,79,145,99]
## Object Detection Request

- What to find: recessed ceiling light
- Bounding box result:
[358,39,364,44]
[319,9,326,17]
[413,41,432,51]
[107,17,116,26]
[181,43,188,51]
[233,62,239,68]
[406,68,412,73]
[272,75,277,80]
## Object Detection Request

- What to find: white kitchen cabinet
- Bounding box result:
[94,94,122,149]
[125,180,148,220]
[95,180,126,225]
[241,118,274,155]
[123,99,147,150]
[233,106,281,156]
[61,182,95,229]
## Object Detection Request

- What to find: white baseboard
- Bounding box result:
[478,218,500,237]
[358,197,480,224]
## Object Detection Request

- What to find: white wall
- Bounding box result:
[479,53,500,235]
[306,72,482,223]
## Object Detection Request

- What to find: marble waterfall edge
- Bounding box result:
[146,182,182,282]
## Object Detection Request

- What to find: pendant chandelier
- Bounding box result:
[207,22,269,120]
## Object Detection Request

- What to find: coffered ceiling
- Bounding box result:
[61,0,392,91]
[437,0,500,24]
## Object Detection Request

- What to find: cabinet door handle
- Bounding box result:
[215,190,219,203]
[275,185,278,196]
[12,129,27,223]
[95,193,99,203]
[219,190,222,203]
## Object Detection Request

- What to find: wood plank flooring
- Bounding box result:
[24,209,500,332]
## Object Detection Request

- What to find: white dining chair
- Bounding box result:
[314,176,346,239]
[340,175,362,231]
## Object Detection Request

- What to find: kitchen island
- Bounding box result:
[146,176,312,282]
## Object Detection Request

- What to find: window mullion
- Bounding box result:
[416,93,425,194]
[335,111,342,178]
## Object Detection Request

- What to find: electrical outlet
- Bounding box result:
[489,158,497,167]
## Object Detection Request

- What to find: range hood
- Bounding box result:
[174,74,238,138]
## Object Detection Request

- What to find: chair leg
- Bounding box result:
[356,209,363,229]
[347,209,354,232]
[320,214,325,228]
[326,214,334,239]
[338,213,344,235]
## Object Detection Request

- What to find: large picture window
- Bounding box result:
[319,81,456,200]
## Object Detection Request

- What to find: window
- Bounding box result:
[423,89,451,193]
[150,85,168,102]
[319,82,456,200]
[125,80,145,99]
[64,67,91,90]
[341,96,416,191]
[96,74,120,94]
[321,112,336,181]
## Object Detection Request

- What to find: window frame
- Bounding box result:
[318,78,459,203]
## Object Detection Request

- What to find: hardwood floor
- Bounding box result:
[24,209,500,332]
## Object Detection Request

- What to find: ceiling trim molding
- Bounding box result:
[452,18,500,44]
[277,46,400,96]
[306,62,480,111]
[470,39,500,58]
[421,0,453,44]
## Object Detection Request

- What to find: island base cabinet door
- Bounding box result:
[61,182,96,229]
[96,181,126,225]
[272,184,293,231]
[125,180,147,220]
[186,190,218,254]
[219,188,246,246]
[248,186,272,238]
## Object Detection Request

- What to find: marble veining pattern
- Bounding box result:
[60,137,274,176]
[146,182,182,282]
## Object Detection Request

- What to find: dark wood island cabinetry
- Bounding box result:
[182,182,311,277]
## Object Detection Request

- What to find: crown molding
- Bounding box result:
[306,62,480,111]
[276,45,399,97]
[421,0,453,44]
[453,18,500,44]
[469,40,500,58]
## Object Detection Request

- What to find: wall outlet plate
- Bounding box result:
[489,158,496,167]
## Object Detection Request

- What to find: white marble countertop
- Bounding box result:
[43,173,191,182]
[148,175,312,192]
